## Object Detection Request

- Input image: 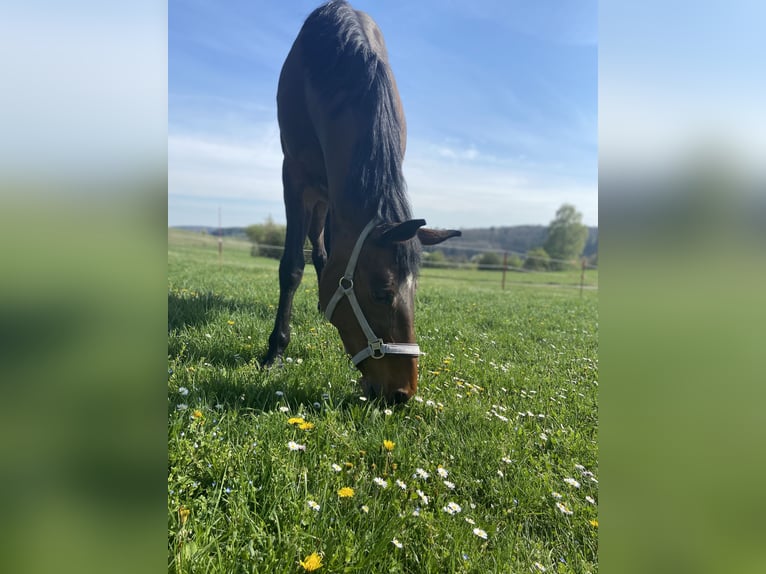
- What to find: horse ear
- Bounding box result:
[377,219,427,244]
[417,228,462,246]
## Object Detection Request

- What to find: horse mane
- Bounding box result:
[300,0,420,276]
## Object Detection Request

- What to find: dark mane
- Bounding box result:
[300,0,419,277]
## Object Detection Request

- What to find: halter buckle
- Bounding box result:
[369,339,385,359]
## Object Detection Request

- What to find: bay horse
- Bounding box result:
[264,0,460,404]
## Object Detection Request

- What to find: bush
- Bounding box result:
[246,217,286,260]
[477,251,502,270]
[423,250,447,268]
[523,247,551,270]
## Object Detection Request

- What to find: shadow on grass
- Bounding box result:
[168,291,272,331]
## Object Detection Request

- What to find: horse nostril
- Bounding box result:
[392,390,410,405]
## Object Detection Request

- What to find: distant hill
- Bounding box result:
[173,226,249,239]
[169,224,598,259]
[430,225,598,260]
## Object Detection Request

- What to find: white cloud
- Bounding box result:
[168,126,283,203]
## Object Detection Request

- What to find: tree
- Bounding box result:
[543,204,588,270]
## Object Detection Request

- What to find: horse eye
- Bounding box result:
[373,289,395,304]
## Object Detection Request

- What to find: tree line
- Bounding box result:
[243,204,596,270]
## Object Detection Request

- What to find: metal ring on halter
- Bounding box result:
[339,276,353,291]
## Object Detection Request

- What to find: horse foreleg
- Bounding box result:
[264,169,309,366]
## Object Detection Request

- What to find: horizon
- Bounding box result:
[169,1,597,230]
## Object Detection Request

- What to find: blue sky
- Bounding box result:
[169,0,597,229]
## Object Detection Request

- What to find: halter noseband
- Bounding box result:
[324,218,421,366]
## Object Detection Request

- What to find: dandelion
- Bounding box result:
[383,440,395,451]
[391,538,403,549]
[313,402,321,409]
[331,463,342,473]
[373,477,388,489]
[534,562,547,572]
[443,480,455,490]
[586,496,596,504]
[564,477,581,489]
[472,527,488,540]
[590,519,599,528]
[437,466,449,478]
[442,502,462,515]
[178,506,190,525]
[465,517,475,525]
[307,500,320,512]
[416,489,429,505]
[552,492,563,500]
[414,468,430,480]
[275,391,284,397]
[279,406,290,413]
[384,409,393,416]
[497,469,504,478]
[227,320,235,325]
[299,422,315,430]
[501,457,512,464]
[178,387,189,396]
[299,552,323,571]
[396,479,407,490]
[287,417,306,425]
[337,487,355,498]
[288,441,306,451]
[360,505,369,513]
[555,501,573,516]
[176,403,188,411]
[192,409,203,419]
[412,508,420,516]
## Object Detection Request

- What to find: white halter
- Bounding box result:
[324,219,421,366]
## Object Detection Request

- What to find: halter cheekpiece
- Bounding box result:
[324,218,422,366]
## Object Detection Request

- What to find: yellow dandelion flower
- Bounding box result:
[344,462,354,468]
[590,519,599,528]
[287,417,306,425]
[192,409,203,419]
[178,506,190,525]
[383,440,395,452]
[299,422,315,430]
[337,487,355,498]
[227,320,235,325]
[299,552,323,571]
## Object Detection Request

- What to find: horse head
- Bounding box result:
[320,219,460,404]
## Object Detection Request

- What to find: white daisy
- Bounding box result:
[563,477,581,489]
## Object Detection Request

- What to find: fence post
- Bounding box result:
[501,251,508,290]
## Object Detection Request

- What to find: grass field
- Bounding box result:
[168,229,598,573]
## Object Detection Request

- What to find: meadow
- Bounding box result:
[168,229,598,573]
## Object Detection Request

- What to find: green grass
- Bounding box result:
[168,230,598,573]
